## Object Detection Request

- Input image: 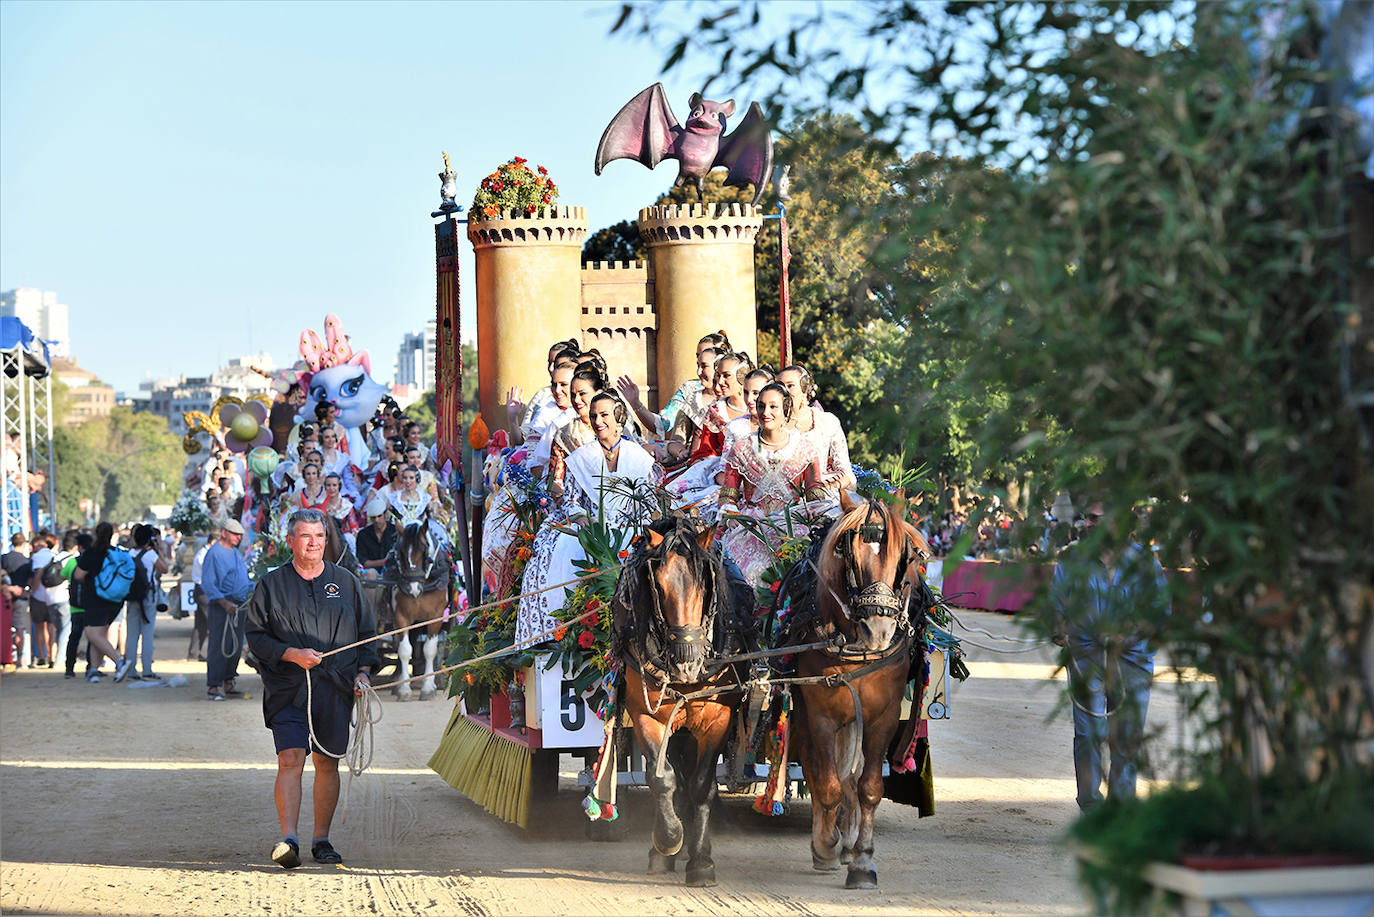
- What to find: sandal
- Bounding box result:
[311,839,343,864]
[222,679,243,697]
[207,688,226,702]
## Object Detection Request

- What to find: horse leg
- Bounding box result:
[846,709,899,890]
[634,717,683,869]
[804,717,845,871]
[683,716,727,887]
[419,630,438,700]
[394,631,414,700]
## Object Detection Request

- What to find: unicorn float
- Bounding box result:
[294,314,386,471]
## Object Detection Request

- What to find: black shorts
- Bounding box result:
[81,602,118,629]
[29,601,51,625]
[269,689,353,757]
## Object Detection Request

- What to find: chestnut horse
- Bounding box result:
[783,492,930,889]
[391,520,450,700]
[613,515,753,887]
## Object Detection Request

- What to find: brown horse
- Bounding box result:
[391,520,450,700]
[613,515,753,887]
[784,492,930,889]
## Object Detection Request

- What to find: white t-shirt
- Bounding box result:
[31,547,70,605]
[137,549,158,596]
[192,544,210,586]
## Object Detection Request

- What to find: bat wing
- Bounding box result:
[595,83,680,175]
[714,102,774,205]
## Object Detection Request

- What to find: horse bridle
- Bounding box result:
[397,527,439,586]
[645,546,719,682]
[832,501,914,624]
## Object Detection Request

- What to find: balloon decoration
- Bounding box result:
[181,395,274,455]
[247,446,281,493]
[221,399,274,453]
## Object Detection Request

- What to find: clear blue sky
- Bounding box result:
[0,0,721,393]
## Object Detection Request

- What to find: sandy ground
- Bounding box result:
[0,610,1188,916]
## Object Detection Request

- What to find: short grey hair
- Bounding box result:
[286,509,327,537]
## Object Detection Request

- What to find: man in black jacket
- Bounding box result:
[244,508,379,869]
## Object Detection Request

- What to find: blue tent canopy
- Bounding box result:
[0,316,51,377]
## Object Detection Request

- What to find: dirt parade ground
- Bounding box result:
[0,611,1188,916]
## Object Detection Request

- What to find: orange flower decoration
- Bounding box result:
[553,625,568,641]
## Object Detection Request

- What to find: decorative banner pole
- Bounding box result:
[776,165,793,368]
[432,153,476,599]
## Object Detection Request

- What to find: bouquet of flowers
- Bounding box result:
[472,157,559,219]
[169,488,212,535]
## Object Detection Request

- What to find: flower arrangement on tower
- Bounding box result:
[472,157,559,219]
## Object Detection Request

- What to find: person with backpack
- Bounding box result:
[70,522,135,683]
[120,524,170,682]
[31,531,76,671]
[62,532,94,679]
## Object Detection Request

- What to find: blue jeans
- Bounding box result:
[1067,632,1153,810]
[123,597,157,675]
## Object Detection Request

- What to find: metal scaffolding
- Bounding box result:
[1,318,55,538]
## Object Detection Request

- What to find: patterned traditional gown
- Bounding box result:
[717,431,826,587]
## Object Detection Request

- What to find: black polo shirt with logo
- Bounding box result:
[243,561,380,727]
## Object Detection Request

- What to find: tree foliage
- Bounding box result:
[617,0,1374,865]
[54,406,183,527]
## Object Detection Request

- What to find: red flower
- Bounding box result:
[541,194,552,204]
[617,549,628,559]
[577,630,596,649]
[585,599,602,612]
[525,204,537,213]
[769,580,781,593]
[537,165,548,175]
[514,156,527,164]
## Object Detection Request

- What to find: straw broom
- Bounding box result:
[428,704,533,828]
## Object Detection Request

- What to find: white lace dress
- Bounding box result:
[515,440,660,646]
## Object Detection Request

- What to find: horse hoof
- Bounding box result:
[653,834,684,857]
[395,692,414,702]
[684,864,717,887]
[845,868,878,890]
[812,855,841,872]
[420,690,436,701]
[647,849,677,874]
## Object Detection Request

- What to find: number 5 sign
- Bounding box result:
[537,659,607,747]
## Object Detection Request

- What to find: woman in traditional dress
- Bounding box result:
[778,364,856,498]
[544,368,603,496]
[387,464,432,528]
[718,384,834,586]
[516,391,661,645]
[617,332,730,460]
[513,339,580,444]
[667,359,767,511]
[294,463,330,511]
[322,472,361,540]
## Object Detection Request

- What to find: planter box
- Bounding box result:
[1142,859,1374,916]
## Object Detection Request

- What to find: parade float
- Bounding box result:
[424,85,960,833]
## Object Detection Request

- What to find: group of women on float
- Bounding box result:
[269,400,447,555]
[491,333,856,645]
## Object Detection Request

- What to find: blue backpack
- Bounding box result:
[94,548,136,603]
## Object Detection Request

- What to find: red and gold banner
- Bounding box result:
[434,215,463,471]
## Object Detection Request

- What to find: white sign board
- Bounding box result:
[535,658,606,748]
[180,583,197,612]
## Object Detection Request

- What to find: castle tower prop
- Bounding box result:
[638,203,764,410]
[468,207,587,428]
